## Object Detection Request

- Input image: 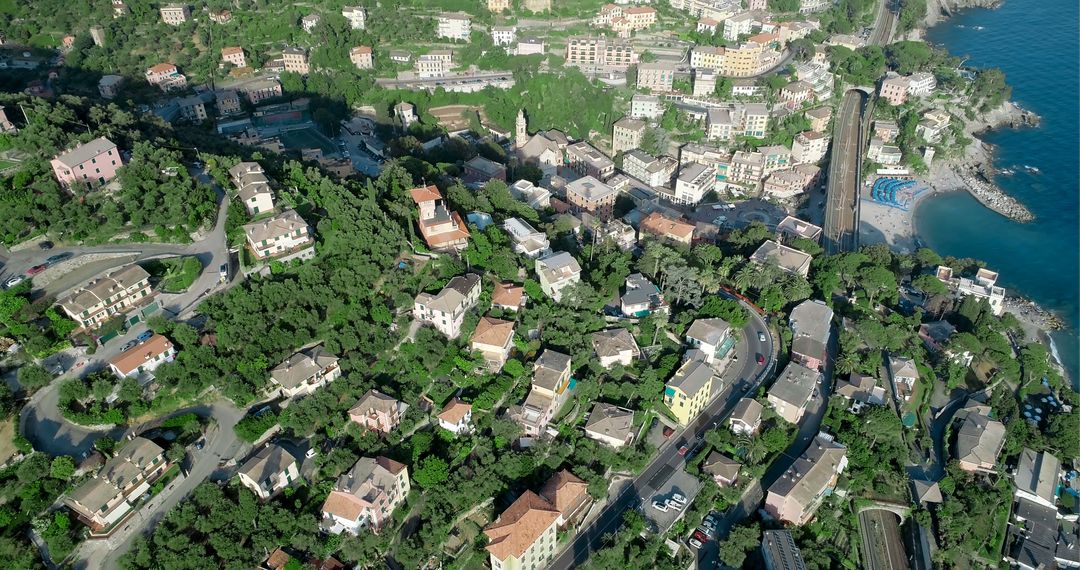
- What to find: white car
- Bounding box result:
[711,204,724,210]
[670,492,687,506]
[651,501,669,512]
[758,331,767,342]
[688,537,703,549]
[3,275,26,289]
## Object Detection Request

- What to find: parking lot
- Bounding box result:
[689,198,788,230]
[643,465,703,534]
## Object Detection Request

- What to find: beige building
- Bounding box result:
[322,456,410,534]
[488,0,511,11]
[64,438,168,531]
[766,362,820,424]
[566,141,615,180]
[348,389,409,434]
[584,403,636,449]
[416,50,454,78]
[728,150,766,185]
[160,3,189,25]
[565,36,638,71]
[350,46,374,70]
[237,445,300,500]
[243,209,314,261]
[269,346,340,399]
[411,185,471,252]
[535,252,582,302]
[221,46,247,68]
[229,161,275,216]
[765,433,847,524]
[612,117,647,155]
[690,45,725,70]
[414,273,482,339]
[955,405,1006,474]
[342,6,367,29]
[484,491,561,570]
[565,175,617,219]
[591,328,641,368]
[470,316,516,372]
[729,397,763,435]
[437,12,472,41]
[702,452,741,487]
[509,350,573,438]
[764,165,821,200]
[792,131,829,164]
[437,398,474,434]
[637,61,677,93]
[57,265,153,331]
[750,240,812,277]
[282,47,310,75]
[806,107,832,132]
[640,211,694,245]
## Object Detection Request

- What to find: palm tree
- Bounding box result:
[698,266,721,295]
[836,351,860,375]
[717,257,738,286]
[733,263,756,294]
[738,433,767,466]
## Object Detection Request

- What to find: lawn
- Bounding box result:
[143,256,203,292]
[0,419,17,464]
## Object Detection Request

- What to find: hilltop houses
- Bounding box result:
[411,185,471,253]
[50,137,122,188]
[413,274,482,339]
[269,346,340,399]
[508,350,573,440]
[322,456,409,534]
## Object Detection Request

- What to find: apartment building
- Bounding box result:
[535,252,582,302]
[411,185,471,252]
[693,67,717,96]
[637,61,677,92]
[488,0,511,11]
[159,3,190,25]
[322,456,410,534]
[640,211,695,245]
[806,106,832,132]
[492,25,516,46]
[282,47,310,75]
[917,109,950,142]
[612,117,647,155]
[348,390,409,434]
[437,398,474,434]
[630,93,664,120]
[664,357,715,426]
[50,136,122,188]
[764,165,821,199]
[728,150,766,185]
[65,438,168,531]
[721,40,780,76]
[57,264,153,331]
[762,530,808,570]
[622,150,677,187]
[729,397,763,435]
[592,328,641,368]
[342,6,367,29]
[471,316,516,372]
[583,403,636,449]
[565,36,638,71]
[566,141,615,180]
[108,334,176,380]
[437,12,472,41]
[781,80,814,107]
[867,137,902,165]
[792,131,829,164]
[144,63,187,92]
[229,161,275,216]
[764,433,848,524]
[565,176,618,219]
[723,11,756,41]
[799,0,830,13]
[509,350,574,438]
[750,240,812,277]
[691,45,726,70]
[705,103,768,141]
[936,266,1007,316]
[350,46,374,70]
[613,6,659,35]
[685,317,733,365]
[413,273,482,339]
[243,209,314,261]
[879,72,909,106]
[907,71,936,97]
[269,346,340,399]
[301,14,320,32]
[767,362,820,424]
[674,162,717,205]
[235,78,282,105]
[221,46,247,68]
[237,445,300,500]
[484,491,561,570]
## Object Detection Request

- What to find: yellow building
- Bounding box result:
[663,357,715,425]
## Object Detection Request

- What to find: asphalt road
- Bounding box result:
[548,298,773,570]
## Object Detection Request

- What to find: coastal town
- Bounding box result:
[0,0,1073,569]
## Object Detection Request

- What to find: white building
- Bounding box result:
[492,25,517,46]
[342,6,367,29]
[437,12,472,41]
[536,252,582,302]
[630,94,664,120]
[504,217,552,258]
[413,273,483,339]
[674,162,717,205]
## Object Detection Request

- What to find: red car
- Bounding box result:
[756,353,765,365]
[662,426,674,438]
[26,264,47,275]
[692,530,708,542]
[678,444,689,456]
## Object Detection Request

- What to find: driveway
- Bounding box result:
[76,399,246,570]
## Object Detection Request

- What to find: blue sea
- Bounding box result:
[917,0,1080,387]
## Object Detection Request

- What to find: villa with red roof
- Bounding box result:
[411,185,470,252]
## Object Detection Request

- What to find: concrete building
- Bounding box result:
[792,131,829,164]
[690,45,726,70]
[492,25,517,46]
[108,334,176,380]
[301,14,321,32]
[583,403,636,449]
[515,37,545,55]
[535,252,582,302]
[764,433,848,524]
[350,46,374,70]
[622,150,677,187]
[321,456,409,534]
[57,265,153,331]
[612,117,647,155]
[917,109,951,142]
[565,175,617,219]
[762,529,808,570]
[342,6,367,29]
[243,209,314,261]
[697,18,720,35]
[907,71,936,97]
[411,185,471,252]
[723,11,757,41]
[630,94,664,120]
[788,299,833,371]
[674,162,717,205]
[637,61,678,92]
[221,46,247,68]
[703,452,741,487]
[508,179,552,210]
[767,361,820,424]
[348,390,409,434]
[705,103,769,141]
[750,240,812,277]
[693,68,717,96]
[437,398,474,434]
[282,47,309,75]
[488,0,511,11]
[415,50,454,78]
[509,350,574,438]
[806,106,832,132]
[764,165,821,200]
[867,137,902,165]
[566,141,615,180]
[664,357,715,426]
[269,346,340,399]
[50,136,122,188]
[437,12,472,41]
[592,328,641,368]
[237,445,300,500]
[159,3,190,25]
[935,266,1006,316]
[414,273,482,339]
[565,36,638,71]
[483,491,561,570]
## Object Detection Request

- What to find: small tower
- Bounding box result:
[514,108,527,149]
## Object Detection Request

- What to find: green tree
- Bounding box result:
[50,456,75,480]
[718,522,762,567]
[413,456,449,489]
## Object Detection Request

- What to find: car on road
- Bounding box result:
[38,241,53,250]
[26,264,47,275]
[677,444,689,456]
[756,353,765,365]
[121,340,138,351]
[651,500,669,512]
[46,252,73,264]
[136,330,154,343]
[758,331,767,342]
[4,275,26,289]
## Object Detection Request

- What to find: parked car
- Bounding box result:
[121,340,138,351]
[756,353,765,365]
[26,264,47,275]
[687,537,703,549]
[136,330,154,343]
[651,501,669,512]
[758,331,767,342]
[4,275,26,289]
[670,492,687,506]
[194,439,205,450]
[46,252,73,264]
[219,263,229,282]
[38,241,53,250]
[662,426,674,438]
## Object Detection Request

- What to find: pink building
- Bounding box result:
[145,63,188,92]
[50,137,122,188]
[878,72,909,106]
[348,389,409,434]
